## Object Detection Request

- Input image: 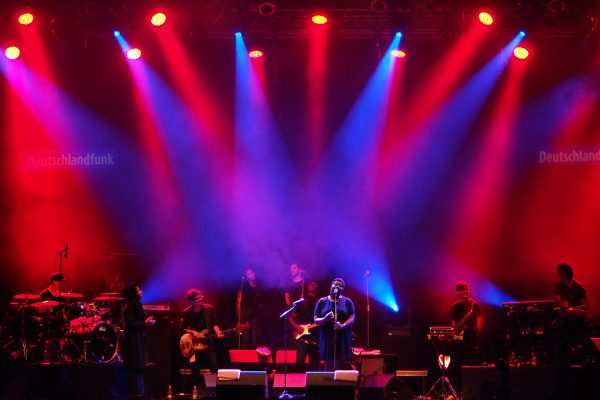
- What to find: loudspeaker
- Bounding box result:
[359,375,414,400]
[216,371,267,400]
[305,372,355,400]
[272,373,306,396]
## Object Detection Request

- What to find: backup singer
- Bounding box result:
[450,282,483,365]
[285,263,305,306]
[288,281,321,371]
[236,267,263,349]
[181,288,223,393]
[314,278,355,371]
[122,284,155,398]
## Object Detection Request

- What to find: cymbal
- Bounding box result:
[59,292,84,298]
[94,296,123,302]
[31,300,61,307]
[100,292,120,297]
[13,293,40,301]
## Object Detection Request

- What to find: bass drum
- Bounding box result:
[90,322,120,363]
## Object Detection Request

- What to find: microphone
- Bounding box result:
[293,298,304,307]
[364,270,370,277]
[64,241,69,259]
[332,287,340,298]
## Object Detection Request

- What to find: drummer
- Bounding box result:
[39,272,64,301]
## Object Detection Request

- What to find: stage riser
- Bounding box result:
[462,365,600,400]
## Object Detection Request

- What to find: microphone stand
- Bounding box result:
[278,300,303,400]
[333,295,339,371]
[365,272,371,350]
[237,278,244,349]
[57,242,68,300]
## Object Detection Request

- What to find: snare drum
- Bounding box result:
[90,322,120,363]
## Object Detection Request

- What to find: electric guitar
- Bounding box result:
[180,324,248,358]
[453,302,474,336]
[294,323,317,341]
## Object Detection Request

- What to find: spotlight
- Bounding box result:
[113,30,121,37]
[127,48,142,60]
[258,2,276,17]
[370,0,388,13]
[478,11,493,26]
[391,49,406,58]
[150,12,167,27]
[5,46,21,60]
[513,46,529,60]
[548,0,567,15]
[18,13,34,25]
[311,14,328,25]
[249,50,263,58]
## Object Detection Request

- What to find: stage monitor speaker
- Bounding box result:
[305,372,356,400]
[216,371,267,400]
[359,374,414,400]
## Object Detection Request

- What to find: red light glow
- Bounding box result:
[478,12,493,26]
[151,12,167,27]
[18,13,34,25]
[249,50,264,59]
[311,15,328,25]
[5,46,21,60]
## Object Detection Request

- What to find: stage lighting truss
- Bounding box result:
[0,0,598,41]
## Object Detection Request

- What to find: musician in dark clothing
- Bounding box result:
[236,268,262,349]
[555,263,587,310]
[553,263,589,363]
[123,284,155,398]
[288,281,320,371]
[181,288,223,393]
[285,263,305,306]
[314,278,355,371]
[450,282,483,349]
[39,273,63,301]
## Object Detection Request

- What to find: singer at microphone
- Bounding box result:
[313,277,356,371]
[236,267,262,349]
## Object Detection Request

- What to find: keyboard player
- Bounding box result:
[553,263,588,364]
[555,263,587,311]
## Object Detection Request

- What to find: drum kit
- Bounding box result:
[6,291,124,364]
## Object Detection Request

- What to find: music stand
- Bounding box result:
[278,299,304,399]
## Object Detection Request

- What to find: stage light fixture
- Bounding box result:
[513,46,529,60]
[258,2,276,17]
[391,49,406,58]
[5,46,21,60]
[311,14,328,25]
[18,13,34,25]
[127,48,142,60]
[150,12,167,27]
[478,11,493,26]
[370,0,388,13]
[249,50,263,58]
[113,30,121,37]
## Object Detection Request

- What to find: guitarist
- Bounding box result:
[181,288,224,393]
[288,281,321,371]
[450,282,483,366]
